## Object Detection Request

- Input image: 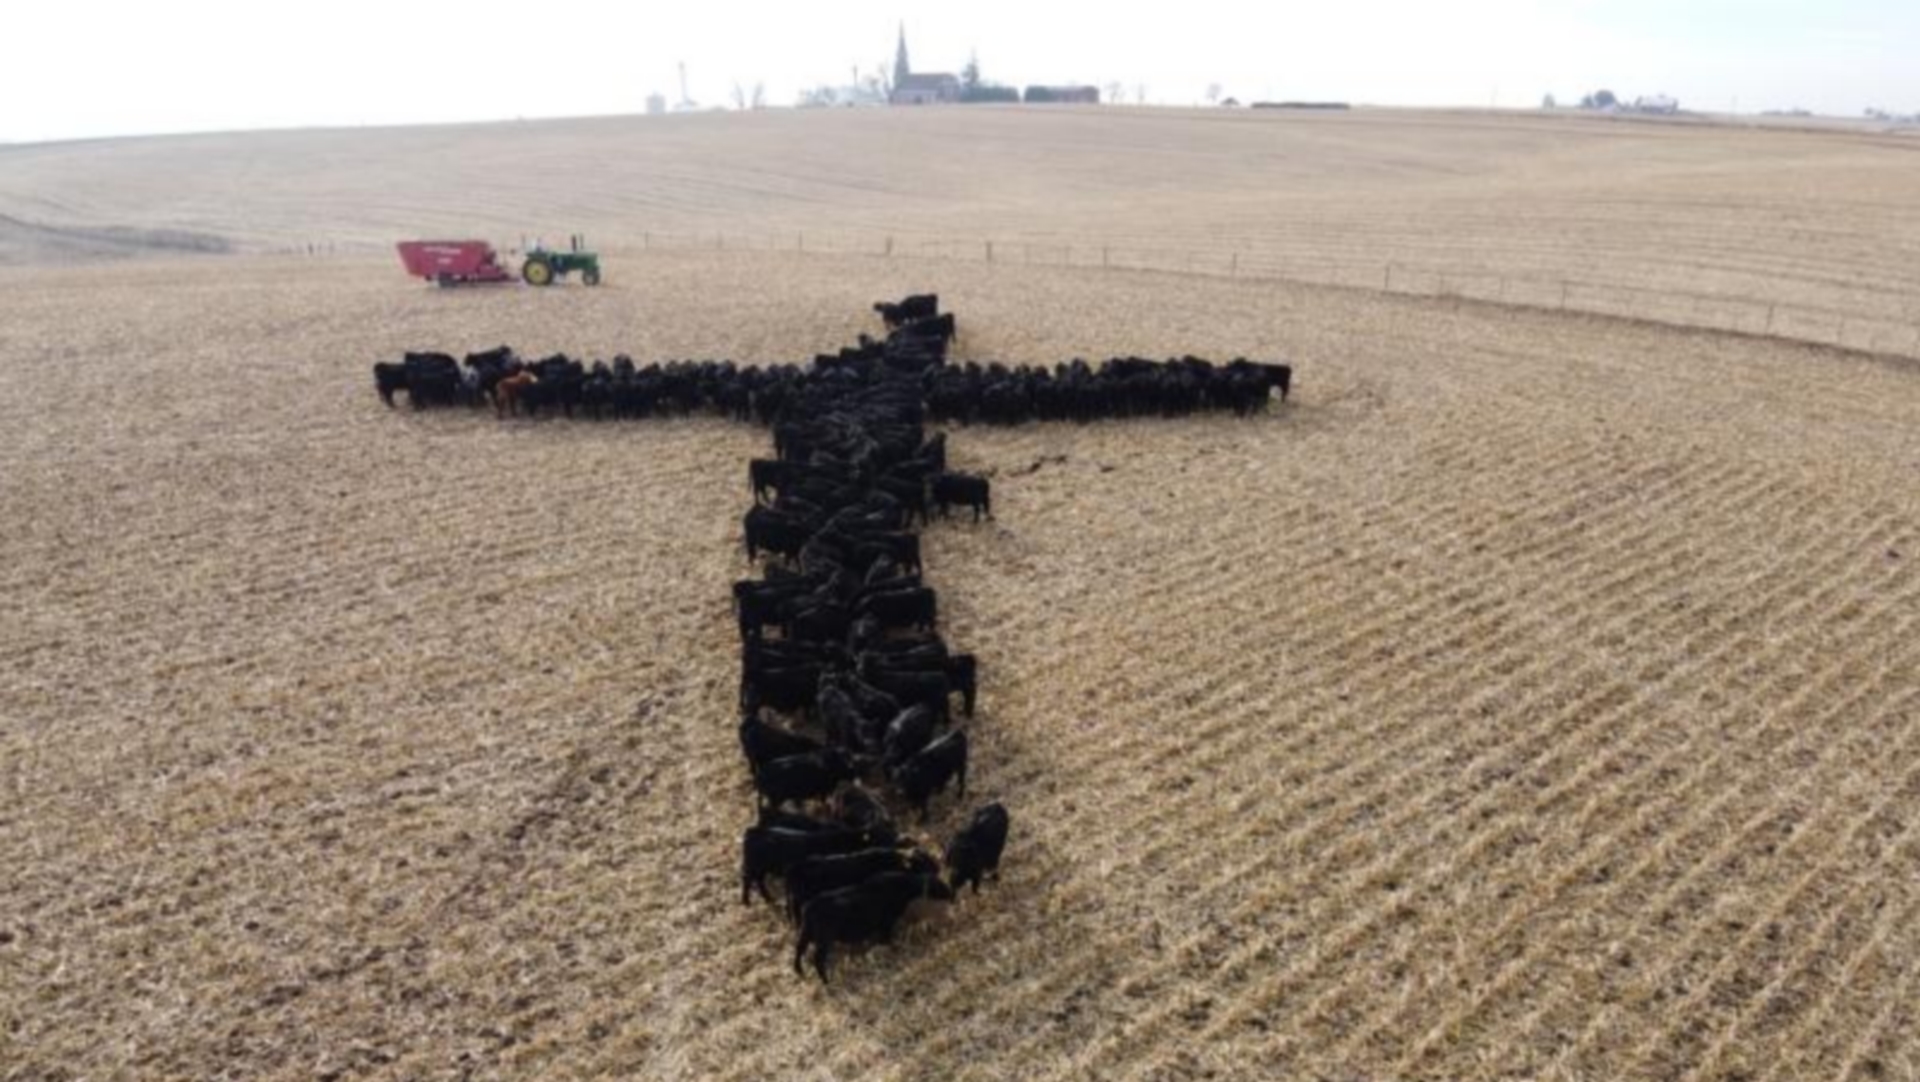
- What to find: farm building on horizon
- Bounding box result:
[891,25,962,106]
[886,24,1095,107]
[895,73,963,106]
[1025,85,1101,105]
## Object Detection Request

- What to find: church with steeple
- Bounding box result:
[889,24,962,105]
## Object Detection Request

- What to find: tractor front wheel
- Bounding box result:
[522,257,554,287]
[583,266,602,286]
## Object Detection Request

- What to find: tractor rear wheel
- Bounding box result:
[522,257,554,287]
[583,266,601,286]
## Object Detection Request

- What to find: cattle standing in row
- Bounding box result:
[372,347,1290,429]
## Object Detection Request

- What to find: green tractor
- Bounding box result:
[521,234,602,287]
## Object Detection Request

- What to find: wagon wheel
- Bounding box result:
[522,257,554,287]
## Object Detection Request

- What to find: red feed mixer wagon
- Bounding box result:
[396,236,603,288]
[396,240,515,287]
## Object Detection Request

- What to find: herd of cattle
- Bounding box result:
[735,318,1009,981]
[370,334,1288,431]
[373,295,1292,981]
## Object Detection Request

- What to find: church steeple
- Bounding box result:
[894,23,911,89]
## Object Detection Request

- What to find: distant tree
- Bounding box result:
[1104,81,1126,105]
[752,83,766,110]
[873,60,895,100]
[1542,93,1557,109]
[963,52,983,94]
[1134,84,1149,106]
[1582,89,1618,110]
[1207,83,1224,106]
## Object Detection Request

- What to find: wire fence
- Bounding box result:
[272,230,1920,359]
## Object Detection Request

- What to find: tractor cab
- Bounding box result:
[522,234,602,286]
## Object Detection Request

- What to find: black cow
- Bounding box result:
[733,578,813,640]
[835,673,903,728]
[1260,362,1293,403]
[754,749,858,809]
[834,783,897,838]
[892,729,968,819]
[794,872,954,981]
[882,704,938,769]
[785,847,938,925]
[785,603,852,645]
[945,803,1010,893]
[372,362,408,407]
[741,825,875,905]
[748,458,794,504]
[739,714,825,774]
[857,586,938,633]
[740,662,821,716]
[859,658,951,722]
[873,294,939,329]
[931,473,992,522]
[891,312,956,344]
[813,681,867,752]
[745,507,814,562]
[947,653,978,717]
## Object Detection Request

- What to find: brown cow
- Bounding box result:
[494,370,536,417]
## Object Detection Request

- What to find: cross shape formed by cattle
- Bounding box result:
[375,295,1292,980]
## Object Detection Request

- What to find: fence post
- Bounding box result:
[1560,282,1569,309]
[986,241,994,263]
[886,236,894,257]
[1765,305,1776,334]
[1103,246,1110,268]
[1231,252,1239,277]
[1384,264,1392,292]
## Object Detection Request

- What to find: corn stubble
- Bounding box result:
[1,245,1916,1081]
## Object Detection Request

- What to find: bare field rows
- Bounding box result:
[2,251,1918,1080]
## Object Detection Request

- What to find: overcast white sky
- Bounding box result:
[3,0,1914,142]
